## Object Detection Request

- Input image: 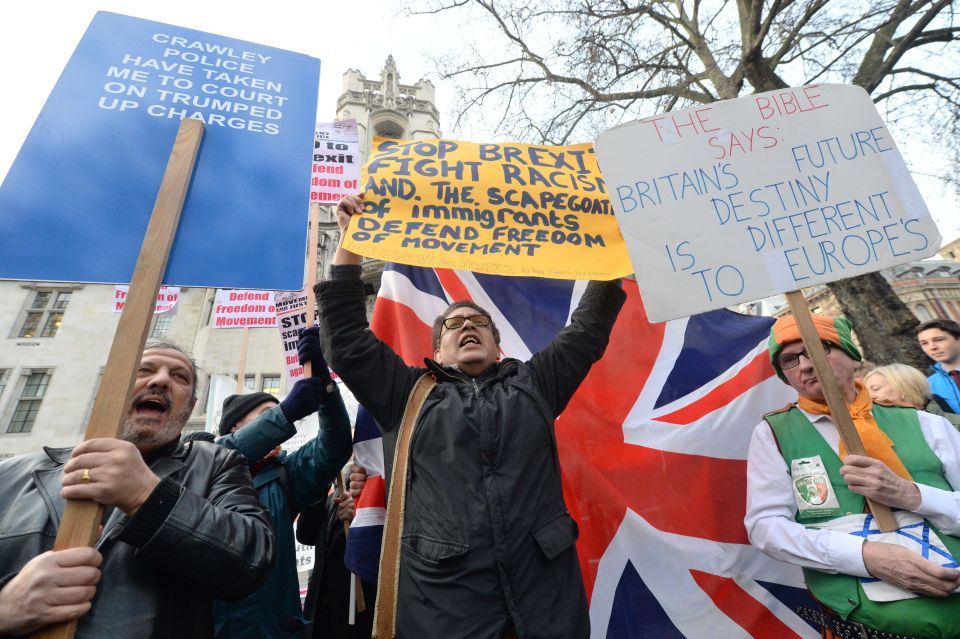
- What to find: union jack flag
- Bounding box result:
[345,263,819,637]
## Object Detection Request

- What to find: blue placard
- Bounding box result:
[0,12,319,290]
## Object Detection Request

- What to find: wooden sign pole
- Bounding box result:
[236,327,250,393]
[784,291,898,533]
[338,470,366,614]
[33,118,204,639]
[303,202,365,613]
[302,202,321,378]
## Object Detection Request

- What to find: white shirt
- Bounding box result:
[744,408,960,577]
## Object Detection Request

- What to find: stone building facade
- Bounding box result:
[333,55,443,296]
[765,258,960,323]
[336,54,441,152]
[940,236,960,262]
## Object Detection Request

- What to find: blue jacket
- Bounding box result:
[213,389,352,639]
[928,362,960,414]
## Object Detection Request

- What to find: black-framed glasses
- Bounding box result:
[442,314,491,330]
[779,341,832,370]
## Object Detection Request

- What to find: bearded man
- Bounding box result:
[0,341,274,638]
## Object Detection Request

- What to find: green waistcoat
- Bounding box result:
[765,405,960,638]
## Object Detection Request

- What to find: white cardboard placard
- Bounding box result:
[595,84,941,322]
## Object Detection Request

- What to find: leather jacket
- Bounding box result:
[0,440,274,639]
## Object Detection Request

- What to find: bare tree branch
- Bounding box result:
[405,0,960,367]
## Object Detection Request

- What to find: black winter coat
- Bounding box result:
[0,441,274,639]
[319,269,625,639]
[296,492,376,639]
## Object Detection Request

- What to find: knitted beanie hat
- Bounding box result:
[768,314,861,381]
[218,391,278,436]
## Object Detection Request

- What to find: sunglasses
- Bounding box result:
[779,341,833,370]
[441,314,491,330]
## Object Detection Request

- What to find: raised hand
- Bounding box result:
[297,326,334,389]
[336,194,364,235]
[333,195,365,265]
[348,463,368,500]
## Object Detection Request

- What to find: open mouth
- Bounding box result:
[133,396,170,416]
[459,335,481,347]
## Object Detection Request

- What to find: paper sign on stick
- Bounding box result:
[273,290,312,385]
[312,120,361,204]
[594,84,941,322]
[113,285,179,313]
[342,137,633,279]
[0,12,319,290]
[212,289,277,328]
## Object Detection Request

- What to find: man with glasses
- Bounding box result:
[316,195,626,639]
[744,314,960,638]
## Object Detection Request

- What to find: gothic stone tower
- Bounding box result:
[330,56,443,299]
[337,55,442,161]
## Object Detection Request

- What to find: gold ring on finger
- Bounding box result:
[81,468,92,483]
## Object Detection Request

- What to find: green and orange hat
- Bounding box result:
[768,314,861,381]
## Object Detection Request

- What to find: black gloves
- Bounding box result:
[297,326,334,388]
[279,326,339,423]
[279,377,328,423]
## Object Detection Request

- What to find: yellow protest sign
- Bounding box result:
[342,137,633,279]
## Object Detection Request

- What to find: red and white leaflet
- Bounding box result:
[113,285,180,313]
[212,289,277,329]
[311,119,361,205]
[273,289,311,386]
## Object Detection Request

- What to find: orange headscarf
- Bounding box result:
[768,314,862,382]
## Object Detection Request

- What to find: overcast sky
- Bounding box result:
[2,0,958,241]
[0,0,453,178]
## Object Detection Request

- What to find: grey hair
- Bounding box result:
[143,340,199,401]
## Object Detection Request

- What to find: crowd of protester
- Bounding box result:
[1,195,959,638]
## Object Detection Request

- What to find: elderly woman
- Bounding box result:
[864,363,960,429]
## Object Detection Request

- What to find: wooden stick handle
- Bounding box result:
[301,203,322,379]
[784,291,898,532]
[32,119,204,639]
[236,327,250,393]
[337,472,366,612]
